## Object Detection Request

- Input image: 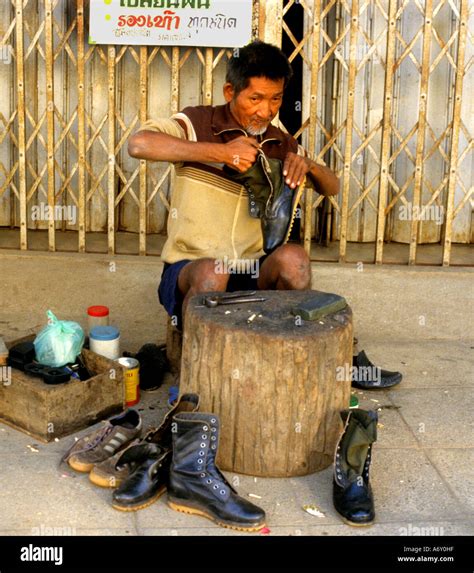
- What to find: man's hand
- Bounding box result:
[283,152,340,196]
[283,152,311,189]
[223,136,260,173]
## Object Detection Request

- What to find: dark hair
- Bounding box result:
[226,40,293,95]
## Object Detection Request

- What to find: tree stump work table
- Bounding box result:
[179,290,353,478]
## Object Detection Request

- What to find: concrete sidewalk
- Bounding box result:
[0,250,473,536]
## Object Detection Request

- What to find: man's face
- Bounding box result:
[224,77,285,137]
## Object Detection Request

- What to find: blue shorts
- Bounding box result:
[158,257,267,329]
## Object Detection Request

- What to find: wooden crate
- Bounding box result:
[0,336,125,442]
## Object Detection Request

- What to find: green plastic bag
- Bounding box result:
[34,310,85,367]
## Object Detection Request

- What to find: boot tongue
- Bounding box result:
[340,410,378,479]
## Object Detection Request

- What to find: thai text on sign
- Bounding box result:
[89,0,253,47]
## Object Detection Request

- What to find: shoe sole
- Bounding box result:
[167,500,265,532]
[112,485,167,512]
[89,470,123,489]
[341,517,375,527]
[68,458,94,473]
[351,379,402,390]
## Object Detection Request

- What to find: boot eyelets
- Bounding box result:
[211,436,216,441]
[213,484,219,490]
[200,473,206,478]
[220,490,226,495]
[197,459,203,464]
[206,479,212,484]
[202,435,207,440]
[211,428,216,433]
[211,445,217,450]
[200,443,206,448]
[199,451,205,456]
[211,418,216,423]
[203,426,208,431]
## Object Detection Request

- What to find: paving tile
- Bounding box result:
[352,394,418,449]
[354,340,474,390]
[0,528,136,536]
[139,527,261,537]
[263,520,474,536]
[0,454,137,532]
[385,388,474,448]
[370,449,466,522]
[135,468,342,532]
[426,448,474,513]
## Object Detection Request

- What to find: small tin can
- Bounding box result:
[116,357,140,406]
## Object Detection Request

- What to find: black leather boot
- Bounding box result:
[112,444,171,511]
[352,350,402,389]
[224,151,303,254]
[167,412,266,531]
[144,392,200,449]
[333,409,378,526]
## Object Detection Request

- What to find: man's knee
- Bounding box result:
[180,258,229,294]
[272,244,311,289]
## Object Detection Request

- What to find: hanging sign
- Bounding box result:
[89,0,253,47]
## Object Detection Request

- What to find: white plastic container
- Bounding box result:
[89,325,120,360]
[87,305,110,333]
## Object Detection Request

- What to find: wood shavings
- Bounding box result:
[303,504,325,518]
[248,493,262,499]
[27,445,39,453]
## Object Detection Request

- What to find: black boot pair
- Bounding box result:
[113,400,266,531]
[111,393,200,511]
[333,409,378,526]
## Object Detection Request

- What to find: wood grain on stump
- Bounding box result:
[166,317,183,374]
[179,290,353,477]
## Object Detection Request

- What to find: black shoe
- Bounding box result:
[333,409,377,526]
[262,182,302,253]
[112,445,171,511]
[144,392,200,450]
[352,350,402,389]
[224,152,303,254]
[333,477,375,526]
[167,412,266,532]
[123,343,169,391]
